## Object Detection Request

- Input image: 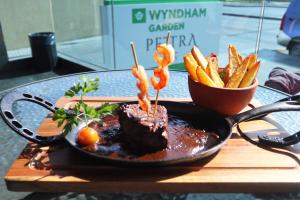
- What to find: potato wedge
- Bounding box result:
[183,53,198,81]
[224,45,242,83]
[226,55,255,88]
[218,68,226,81]
[238,54,243,63]
[205,55,212,74]
[206,53,219,71]
[239,61,260,88]
[221,64,228,84]
[207,57,224,87]
[247,54,257,70]
[196,66,217,87]
[192,46,208,70]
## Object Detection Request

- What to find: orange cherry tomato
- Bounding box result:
[153,44,175,67]
[77,127,100,146]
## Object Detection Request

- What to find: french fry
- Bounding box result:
[232,45,243,64]
[183,53,198,81]
[196,66,217,87]
[207,57,224,87]
[185,44,260,89]
[226,55,255,88]
[220,64,228,84]
[206,53,219,71]
[192,46,208,70]
[238,54,243,64]
[218,67,226,81]
[247,54,257,70]
[239,61,260,88]
[224,45,242,83]
[205,55,211,74]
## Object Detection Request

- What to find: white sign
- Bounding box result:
[101,1,222,70]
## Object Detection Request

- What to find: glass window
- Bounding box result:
[0,0,299,88]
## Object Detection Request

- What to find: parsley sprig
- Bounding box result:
[52,76,119,135]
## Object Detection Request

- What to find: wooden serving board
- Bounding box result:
[5,97,300,193]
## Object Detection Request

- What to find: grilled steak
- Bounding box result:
[118,104,168,153]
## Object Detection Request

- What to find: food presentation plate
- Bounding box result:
[3,96,300,193]
[64,100,226,166]
[4,92,298,166]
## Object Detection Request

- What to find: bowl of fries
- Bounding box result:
[184,45,260,115]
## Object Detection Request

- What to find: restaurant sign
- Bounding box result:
[101,0,222,70]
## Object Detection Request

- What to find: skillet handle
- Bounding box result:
[258,130,300,147]
[228,100,300,125]
[0,91,63,145]
[277,94,300,102]
[227,99,300,147]
[250,94,300,120]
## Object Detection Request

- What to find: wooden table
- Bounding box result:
[5,96,300,193]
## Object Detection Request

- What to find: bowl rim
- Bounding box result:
[188,75,258,91]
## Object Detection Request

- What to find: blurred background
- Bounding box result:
[0,0,299,90]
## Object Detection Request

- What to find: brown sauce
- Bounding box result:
[83,114,220,161]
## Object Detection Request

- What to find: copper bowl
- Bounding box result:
[188,76,258,115]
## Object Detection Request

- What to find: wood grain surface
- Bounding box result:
[5,97,300,193]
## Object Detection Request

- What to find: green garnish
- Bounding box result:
[52,76,119,135]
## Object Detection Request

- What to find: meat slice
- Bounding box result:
[118,104,168,153]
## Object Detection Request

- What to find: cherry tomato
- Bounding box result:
[77,127,100,146]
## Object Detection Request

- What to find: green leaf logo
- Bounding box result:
[132,8,146,24]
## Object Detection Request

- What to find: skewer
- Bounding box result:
[153,32,171,115]
[130,42,139,69]
[131,42,150,115]
[153,89,160,116]
[166,31,171,45]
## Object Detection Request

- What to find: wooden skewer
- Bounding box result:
[153,90,160,116]
[130,42,139,69]
[166,31,171,45]
[153,32,171,115]
[131,42,150,115]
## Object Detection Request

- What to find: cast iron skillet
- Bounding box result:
[1,91,300,166]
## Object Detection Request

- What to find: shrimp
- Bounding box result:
[150,66,170,90]
[153,44,175,67]
[151,43,174,90]
[132,65,151,113]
